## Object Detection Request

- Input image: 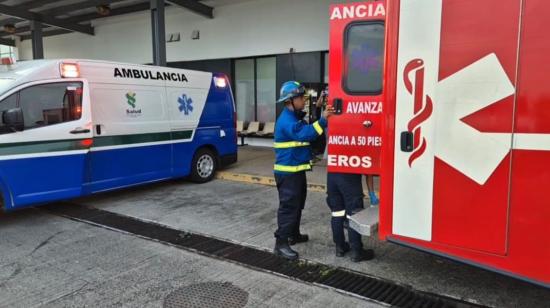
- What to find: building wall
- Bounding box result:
[18,0,333,64]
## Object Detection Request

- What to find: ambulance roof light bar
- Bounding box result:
[61,62,80,78]
[1,57,15,65]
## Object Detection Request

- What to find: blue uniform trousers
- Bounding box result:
[326,172,364,251]
[274,171,307,239]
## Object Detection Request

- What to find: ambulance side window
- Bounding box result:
[344,22,385,94]
[0,93,18,134]
[19,82,83,130]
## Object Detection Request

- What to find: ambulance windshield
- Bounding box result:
[344,22,385,94]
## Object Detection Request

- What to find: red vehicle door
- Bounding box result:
[385,0,520,256]
[327,1,387,175]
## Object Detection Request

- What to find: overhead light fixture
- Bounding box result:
[96,4,111,16]
[4,24,16,34]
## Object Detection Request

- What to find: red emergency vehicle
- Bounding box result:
[328,0,550,288]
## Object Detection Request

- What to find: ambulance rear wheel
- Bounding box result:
[190,148,217,183]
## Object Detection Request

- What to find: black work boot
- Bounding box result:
[335,242,350,257]
[288,233,309,245]
[274,238,299,260]
[350,249,374,262]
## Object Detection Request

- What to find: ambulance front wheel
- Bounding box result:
[190,148,217,183]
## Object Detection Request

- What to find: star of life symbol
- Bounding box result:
[178,94,193,115]
[404,53,515,185]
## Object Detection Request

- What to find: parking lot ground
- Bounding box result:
[65,178,550,308]
[0,207,383,308]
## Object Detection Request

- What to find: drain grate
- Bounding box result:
[44,203,485,308]
[164,282,248,308]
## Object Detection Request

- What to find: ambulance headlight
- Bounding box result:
[214,76,227,88]
[61,63,80,78]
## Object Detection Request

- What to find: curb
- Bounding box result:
[215,171,326,193]
[215,171,379,197]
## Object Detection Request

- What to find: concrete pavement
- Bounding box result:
[0,209,382,308]
[71,179,550,308]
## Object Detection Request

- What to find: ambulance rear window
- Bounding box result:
[344,22,385,95]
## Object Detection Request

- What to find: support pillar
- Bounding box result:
[30,20,44,59]
[150,0,166,66]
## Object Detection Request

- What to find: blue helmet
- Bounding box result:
[277,81,306,103]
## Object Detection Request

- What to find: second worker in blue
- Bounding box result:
[273,81,334,260]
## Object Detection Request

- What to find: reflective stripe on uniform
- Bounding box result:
[332,210,346,217]
[313,121,323,135]
[273,164,311,172]
[273,141,311,149]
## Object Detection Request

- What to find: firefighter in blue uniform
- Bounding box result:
[327,172,374,262]
[273,81,334,260]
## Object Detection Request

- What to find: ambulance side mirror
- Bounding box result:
[400,131,413,152]
[3,108,24,132]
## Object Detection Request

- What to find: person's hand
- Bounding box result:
[316,96,324,108]
[323,105,335,119]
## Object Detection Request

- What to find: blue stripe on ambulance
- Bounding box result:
[1,153,87,208]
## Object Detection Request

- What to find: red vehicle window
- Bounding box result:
[344,22,385,95]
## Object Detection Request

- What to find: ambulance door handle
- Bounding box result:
[400,131,414,152]
[70,128,90,134]
[332,98,343,115]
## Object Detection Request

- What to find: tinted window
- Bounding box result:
[256,57,277,123]
[19,82,83,130]
[235,59,255,122]
[0,93,18,134]
[344,22,385,94]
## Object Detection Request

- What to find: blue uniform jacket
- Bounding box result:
[273,108,327,174]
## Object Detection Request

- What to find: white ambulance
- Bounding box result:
[0,59,237,210]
